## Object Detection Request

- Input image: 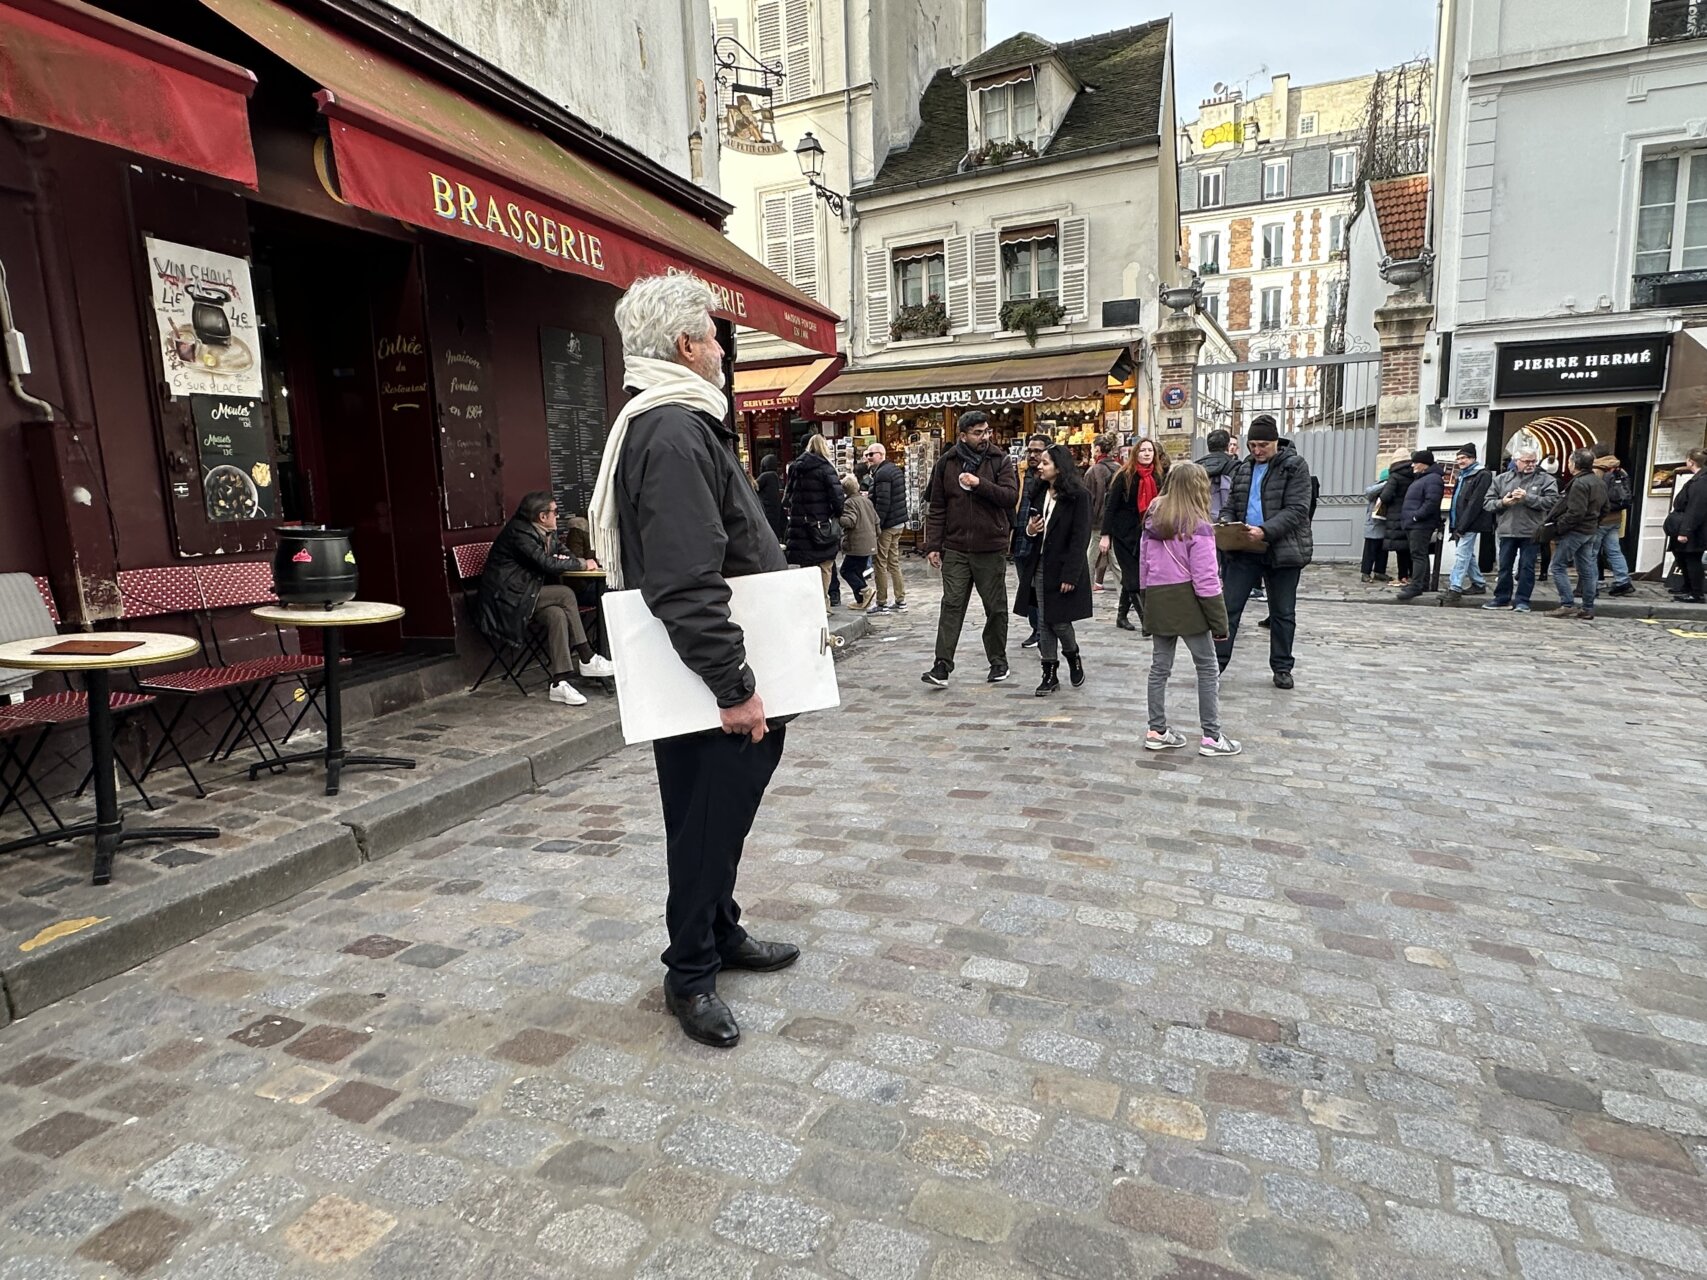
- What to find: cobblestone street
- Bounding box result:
[3,584,1706,1280]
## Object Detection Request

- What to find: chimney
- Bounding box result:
[1270,73,1291,140]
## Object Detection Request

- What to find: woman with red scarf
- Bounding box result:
[1100,437,1170,630]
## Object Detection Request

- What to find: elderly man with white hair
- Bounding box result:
[588,273,799,1049]
[1481,440,1559,613]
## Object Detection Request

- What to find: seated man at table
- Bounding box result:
[476,492,614,706]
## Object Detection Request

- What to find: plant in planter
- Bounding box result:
[966,138,1039,168]
[999,297,1067,346]
[891,299,949,342]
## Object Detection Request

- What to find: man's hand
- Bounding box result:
[928,551,942,568]
[720,693,768,742]
[1099,535,1110,553]
[584,557,600,571]
[1059,583,1075,594]
[1246,524,1265,540]
[958,472,980,490]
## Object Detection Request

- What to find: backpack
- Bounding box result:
[1604,467,1633,513]
[1208,474,1232,521]
[1309,477,1320,520]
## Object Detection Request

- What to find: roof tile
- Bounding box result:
[1370,175,1430,259]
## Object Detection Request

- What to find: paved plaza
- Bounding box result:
[2,583,1706,1280]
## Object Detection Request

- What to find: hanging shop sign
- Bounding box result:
[144,237,263,399]
[859,384,1048,412]
[1494,334,1670,399]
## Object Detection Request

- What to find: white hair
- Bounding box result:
[615,274,719,361]
[1512,443,1540,460]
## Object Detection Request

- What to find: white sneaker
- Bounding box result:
[1199,735,1243,758]
[578,654,616,678]
[549,681,587,706]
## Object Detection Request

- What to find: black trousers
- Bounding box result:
[1406,527,1437,590]
[1215,556,1301,674]
[653,725,786,996]
[1111,542,1142,621]
[1361,538,1388,577]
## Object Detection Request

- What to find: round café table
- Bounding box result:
[0,632,220,885]
[251,602,416,796]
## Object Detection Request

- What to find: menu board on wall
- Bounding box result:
[540,327,609,523]
[191,394,274,521]
[144,236,264,399]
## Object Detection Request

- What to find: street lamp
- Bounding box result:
[794,132,847,216]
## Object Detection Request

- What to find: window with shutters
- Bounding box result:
[1261,223,1285,268]
[755,0,814,104]
[1331,147,1359,191]
[1001,226,1059,304]
[1260,287,1283,331]
[893,245,946,307]
[1198,231,1221,274]
[1199,168,1225,209]
[760,188,819,301]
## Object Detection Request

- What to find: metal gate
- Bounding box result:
[1193,352,1383,563]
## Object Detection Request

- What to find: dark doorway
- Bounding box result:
[250,210,454,653]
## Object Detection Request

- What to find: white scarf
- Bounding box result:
[588,355,730,589]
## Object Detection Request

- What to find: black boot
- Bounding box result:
[1063,649,1085,688]
[1115,593,1137,631]
[1034,660,1059,696]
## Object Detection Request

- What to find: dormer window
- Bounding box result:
[980,74,1038,147]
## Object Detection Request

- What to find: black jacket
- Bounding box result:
[476,518,584,648]
[782,451,846,566]
[1378,464,1415,550]
[1226,444,1315,569]
[1102,471,1147,557]
[1449,467,1496,537]
[1012,486,1094,625]
[869,460,908,530]
[1671,471,1707,545]
[756,465,786,541]
[614,403,788,709]
[1545,471,1608,539]
[1401,464,1446,529]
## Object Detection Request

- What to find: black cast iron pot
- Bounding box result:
[272,526,357,607]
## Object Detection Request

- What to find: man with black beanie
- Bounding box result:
[1217,415,1314,689]
[1396,449,1446,601]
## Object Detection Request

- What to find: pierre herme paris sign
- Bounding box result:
[1495,334,1670,399]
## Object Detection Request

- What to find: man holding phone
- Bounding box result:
[920,411,1020,686]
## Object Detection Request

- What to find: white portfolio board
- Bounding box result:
[602,567,841,744]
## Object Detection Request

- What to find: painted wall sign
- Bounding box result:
[1162,385,1187,409]
[144,237,263,399]
[1494,334,1669,399]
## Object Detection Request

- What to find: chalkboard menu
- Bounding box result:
[540,327,609,522]
[424,245,504,529]
[191,393,274,522]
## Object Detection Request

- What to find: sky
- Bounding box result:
[984,0,1439,121]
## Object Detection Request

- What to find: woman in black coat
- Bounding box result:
[1668,448,1707,602]
[756,454,786,542]
[1102,437,1169,631]
[1013,444,1093,696]
[1377,457,1416,584]
[783,435,846,606]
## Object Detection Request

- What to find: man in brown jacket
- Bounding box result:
[921,411,1020,686]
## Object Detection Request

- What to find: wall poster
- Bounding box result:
[191,394,275,521]
[144,235,264,399]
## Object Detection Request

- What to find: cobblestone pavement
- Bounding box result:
[2,577,1706,1280]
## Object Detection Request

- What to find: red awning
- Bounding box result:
[0,0,257,186]
[200,0,840,353]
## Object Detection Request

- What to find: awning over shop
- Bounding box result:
[734,356,841,413]
[1659,326,1707,428]
[813,346,1132,416]
[200,0,841,353]
[0,0,257,186]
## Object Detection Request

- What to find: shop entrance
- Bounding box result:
[250,210,454,653]
[1486,404,1652,564]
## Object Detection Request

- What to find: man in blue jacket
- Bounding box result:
[1216,416,1314,690]
[863,443,909,614]
[1396,450,1445,601]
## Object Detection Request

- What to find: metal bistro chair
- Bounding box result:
[454,541,553,696]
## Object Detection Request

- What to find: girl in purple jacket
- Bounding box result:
[1139,462,1242,757]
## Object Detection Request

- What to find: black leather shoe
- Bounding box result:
[664,989,740,1048]
[1273,671,1294,690]
[720,937,800,972]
